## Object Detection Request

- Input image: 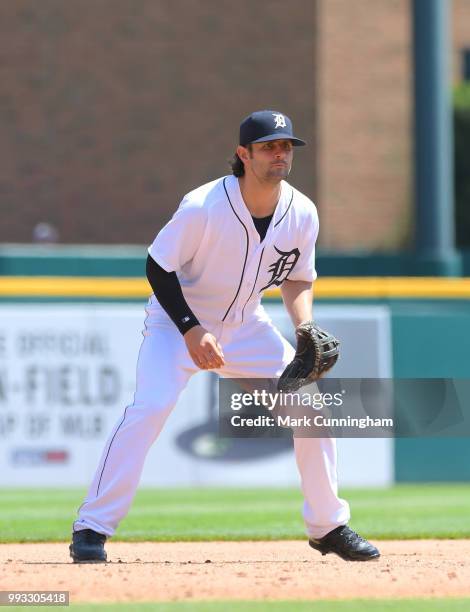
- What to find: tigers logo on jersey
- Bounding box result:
[260,246,300,291]
[272,113,287,129]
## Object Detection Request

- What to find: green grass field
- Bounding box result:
[10,599,470,612]
[1,484,469,543]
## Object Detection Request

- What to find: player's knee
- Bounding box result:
[130,395,177,419]
[120,402,174,442]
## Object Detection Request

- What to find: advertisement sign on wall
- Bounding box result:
[0,303,393,487]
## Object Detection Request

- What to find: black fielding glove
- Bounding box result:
[277,321,340,393]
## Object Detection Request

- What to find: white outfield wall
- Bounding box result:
[0,303,393,488]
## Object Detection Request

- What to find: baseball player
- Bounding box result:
[70,110,380,563]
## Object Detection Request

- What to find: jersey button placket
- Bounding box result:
[237,240,261,322]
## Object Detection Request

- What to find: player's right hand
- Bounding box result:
[183,325,225,370]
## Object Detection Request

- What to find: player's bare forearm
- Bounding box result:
[280,279,313,328]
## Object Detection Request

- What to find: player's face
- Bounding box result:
[241,139,294,183]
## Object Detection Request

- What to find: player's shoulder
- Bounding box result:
[181,176,227,209]
[285,182,318,222]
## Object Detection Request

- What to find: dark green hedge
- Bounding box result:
[454,84,470,248]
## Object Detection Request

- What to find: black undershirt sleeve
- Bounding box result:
[146,254,200,336]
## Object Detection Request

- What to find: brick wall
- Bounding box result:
[0,0,316,244]
[317,0,412,251]
[452,0,470,83]
[317,0,470,251]
[1,0,469,250]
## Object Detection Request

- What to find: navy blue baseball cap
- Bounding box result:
[239,110,306,147]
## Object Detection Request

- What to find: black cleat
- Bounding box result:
[309,525,380,561]
[69,529,107,563]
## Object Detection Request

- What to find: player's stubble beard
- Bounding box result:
[264,161,291,185]
[267,162,290,180]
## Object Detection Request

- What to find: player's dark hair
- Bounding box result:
[229,145,252,177]
[229,153,245,177]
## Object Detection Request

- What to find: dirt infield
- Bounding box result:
[1,541,470,602]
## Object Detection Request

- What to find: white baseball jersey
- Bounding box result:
[148,175,319,329]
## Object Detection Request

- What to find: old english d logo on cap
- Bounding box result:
[239,110,306,147]
[272,113,287,129]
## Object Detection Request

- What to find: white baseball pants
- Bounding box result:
[74,309,350,539]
